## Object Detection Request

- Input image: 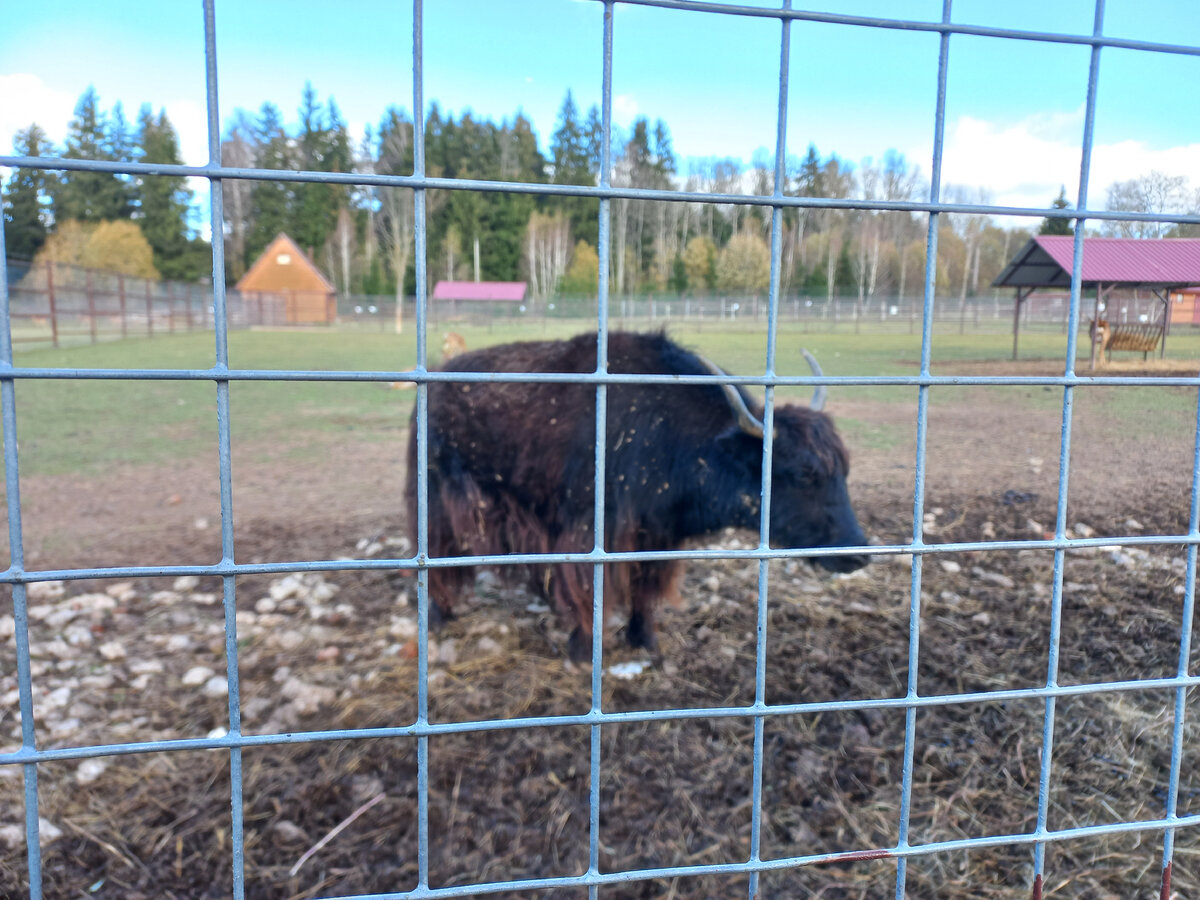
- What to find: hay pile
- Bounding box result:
[1,498,1196,899]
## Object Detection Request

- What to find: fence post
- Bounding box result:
[118,274,127,340]
[45,260,59,349]
[145,280,154,338]
[86,270,98,344]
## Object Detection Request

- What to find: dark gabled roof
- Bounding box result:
[993,237,1200,290]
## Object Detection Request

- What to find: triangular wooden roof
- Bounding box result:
[236,233,336,293]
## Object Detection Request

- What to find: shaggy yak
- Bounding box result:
[406,331,869,659]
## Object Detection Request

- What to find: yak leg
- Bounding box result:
[426,566,469,627]
[550,560,597,662]
[627,561,684,651]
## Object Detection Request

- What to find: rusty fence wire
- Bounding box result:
[2,1,1200,899]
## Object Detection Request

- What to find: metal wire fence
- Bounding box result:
[2,1,1200,898]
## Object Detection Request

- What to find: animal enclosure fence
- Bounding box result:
[4,258,319,347]
[2,2,1200,899]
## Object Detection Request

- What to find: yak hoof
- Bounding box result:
[429,602,455,630]
[567,627,593,663]
[626,611,658,651]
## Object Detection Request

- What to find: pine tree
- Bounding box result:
[3,125,55,260]
[246,103,294,266]
[289,86,352,261]
[136,106,207,280]
[53,88,133,222]
[550,91,590,185]
[1039,186,1074,236]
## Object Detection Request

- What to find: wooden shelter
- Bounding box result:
[993,237,1200,368]
[236,233,336,324]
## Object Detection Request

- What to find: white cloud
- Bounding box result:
[0,73,77,150]
[612,94,639,126]
[935,110,1200,213]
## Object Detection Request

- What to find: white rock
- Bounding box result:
[394,591,410,608]
[27,582,65,601]
[42,686,71,710]
[269,575,303,602]
[203,675,229,697]
[272,820,309,843]
[388,617,418,640]
[75,759,107,785]
[972,567,1016,590]
[1124,518,1144,531]
[271,630,304,652]
[972,612,992,625]
[437,639,458,666]
[310,581,339,602]
[1073,522,1096,538]
[279,677,335,716]
[62,624,93,647]
[207,726,229,740]
[193,517,210,530]
[150,590,182,606]
[173,575,200,592]
[105,582,137,601]
[0,824,22,850]
[1026,519,1045,536]
[476,637,503,655]
[981,521,997,539]
[43,606,82,629]
[128,660,165,676]
[27,605,54,622]
[130,674,154,691]
[0,618,15,641]
[191,593,219,606]
[524,602,550,613]
[938,560,961,574]
[98,641,126,661]
[165,634,193,653]
[607,660,651,680]
[255,597,277,614]
[182,666,216,686]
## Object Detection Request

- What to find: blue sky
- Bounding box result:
[2,0,1198,214]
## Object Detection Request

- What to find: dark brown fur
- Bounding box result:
[406,331,867,658]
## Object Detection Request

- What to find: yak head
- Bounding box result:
[708,352,870,574]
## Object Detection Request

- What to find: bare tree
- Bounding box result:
[1102,171,1191,239]
[220,111,258,281]
[525,211,571,300]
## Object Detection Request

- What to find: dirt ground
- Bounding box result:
[2,363,1198,899]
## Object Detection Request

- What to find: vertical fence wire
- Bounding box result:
[202,3,247,896]
[893,1,952,895]
[411,0,432,890]
[2,2,1200,899]
[747,2,792,896]
[1031,2,1106,892]
[588,7,616,895]
[0,167,43,900]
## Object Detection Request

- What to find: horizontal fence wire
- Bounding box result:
[1,0,1198,898]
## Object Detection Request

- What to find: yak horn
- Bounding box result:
[802,349,827,411]
[697,355,767,439]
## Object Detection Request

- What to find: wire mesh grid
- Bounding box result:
[1,0,1200,898]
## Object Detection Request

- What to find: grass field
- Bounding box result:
[6,322,1199,476]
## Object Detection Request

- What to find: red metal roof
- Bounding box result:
[432,281,528,301]
[994,237,1200,289]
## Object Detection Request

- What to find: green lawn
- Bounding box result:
[7,323,1198,477]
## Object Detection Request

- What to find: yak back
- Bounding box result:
[420,330,839,547]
